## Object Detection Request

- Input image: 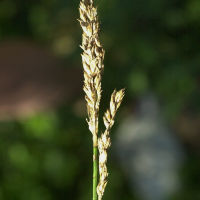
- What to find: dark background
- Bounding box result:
[0,0,199,199]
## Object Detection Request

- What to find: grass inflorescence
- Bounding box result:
[78,1,125,199]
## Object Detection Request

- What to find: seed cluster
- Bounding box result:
[79,0,125,199]
[79,0,104,147]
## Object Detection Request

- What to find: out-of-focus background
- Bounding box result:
[0,0,199,199]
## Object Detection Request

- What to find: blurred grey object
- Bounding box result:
[114,93,185,200]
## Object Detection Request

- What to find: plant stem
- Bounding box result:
[93,146,98,200]
[93,145,98,200]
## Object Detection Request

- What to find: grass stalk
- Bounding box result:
[78,0,125,199]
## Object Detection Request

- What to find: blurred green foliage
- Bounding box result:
[0,0,199,199]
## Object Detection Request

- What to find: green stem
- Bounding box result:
[93,146,98,200]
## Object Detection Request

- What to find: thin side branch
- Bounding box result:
[97,89,125,200]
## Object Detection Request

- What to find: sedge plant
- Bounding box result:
[78,0,125,199]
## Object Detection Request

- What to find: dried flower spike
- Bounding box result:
[79,0,125,200]
[79,0,104,147]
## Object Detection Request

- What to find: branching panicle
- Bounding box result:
[79,1,125,200]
